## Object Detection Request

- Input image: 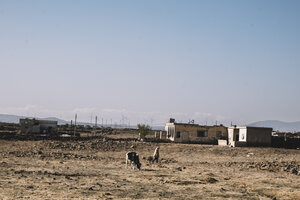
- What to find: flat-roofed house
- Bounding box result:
[165,119,227,144]
[228,126,272,147]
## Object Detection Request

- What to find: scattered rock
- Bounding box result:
[96,183,102,187]
[291,168,298,175]
[247,152,254,157]
[205,177,218,184]
[176,167,182,171]
[0,162,8,166]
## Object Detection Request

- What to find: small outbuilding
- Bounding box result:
[20,118,58,135]
[228,126,272,147]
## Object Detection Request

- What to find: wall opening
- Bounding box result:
[197,131,206,137]
[234,129,240,141]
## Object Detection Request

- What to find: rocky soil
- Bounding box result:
[0,132,299,199]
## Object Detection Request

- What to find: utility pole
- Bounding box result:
[74,114,77,137]
[94,116,97,136]
[70,120,73,135]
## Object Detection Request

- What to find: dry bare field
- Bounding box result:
[0,132,299,200]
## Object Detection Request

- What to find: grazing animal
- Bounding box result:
[146,156,154,163]
[152,146,160,163]
[126,152,141,170]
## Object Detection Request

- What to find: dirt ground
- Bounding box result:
[0,132,299,200]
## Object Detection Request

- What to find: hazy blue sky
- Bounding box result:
[0,0,299,126]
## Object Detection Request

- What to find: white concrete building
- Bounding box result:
[228,126,272,147]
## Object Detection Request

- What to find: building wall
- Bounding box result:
[208,126,228,138]
[228,127,245,146]
[20,119,57,134]
[165,123,176,141]
[174,124,202,143]
[246,127,272,146]
[228,126,272,147]
[239,128,247,142]
[228,128,234,146]
[166,123,227,144]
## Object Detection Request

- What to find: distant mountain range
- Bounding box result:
[248,120,300,132]
[0,114,164,130]
[2,114,298,132]
[0,114,69,125]
[0,113,111,126]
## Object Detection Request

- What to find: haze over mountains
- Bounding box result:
[0,114,109,127]
[248,120,300,132]
[0,114,299,132]
[0,114,157,129]
[0,114,69,125]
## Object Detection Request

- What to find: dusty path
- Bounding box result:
[0,137,299,199]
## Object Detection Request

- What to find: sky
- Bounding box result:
[0,0,300,126]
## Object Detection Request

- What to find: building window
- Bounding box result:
[197,131,206,137]
[176,131,181,138]
[216,131,222,138]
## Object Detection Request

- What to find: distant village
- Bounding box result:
[163,118,300,149]
[16,117,300,149]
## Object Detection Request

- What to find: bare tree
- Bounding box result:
[137,124,151,141]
